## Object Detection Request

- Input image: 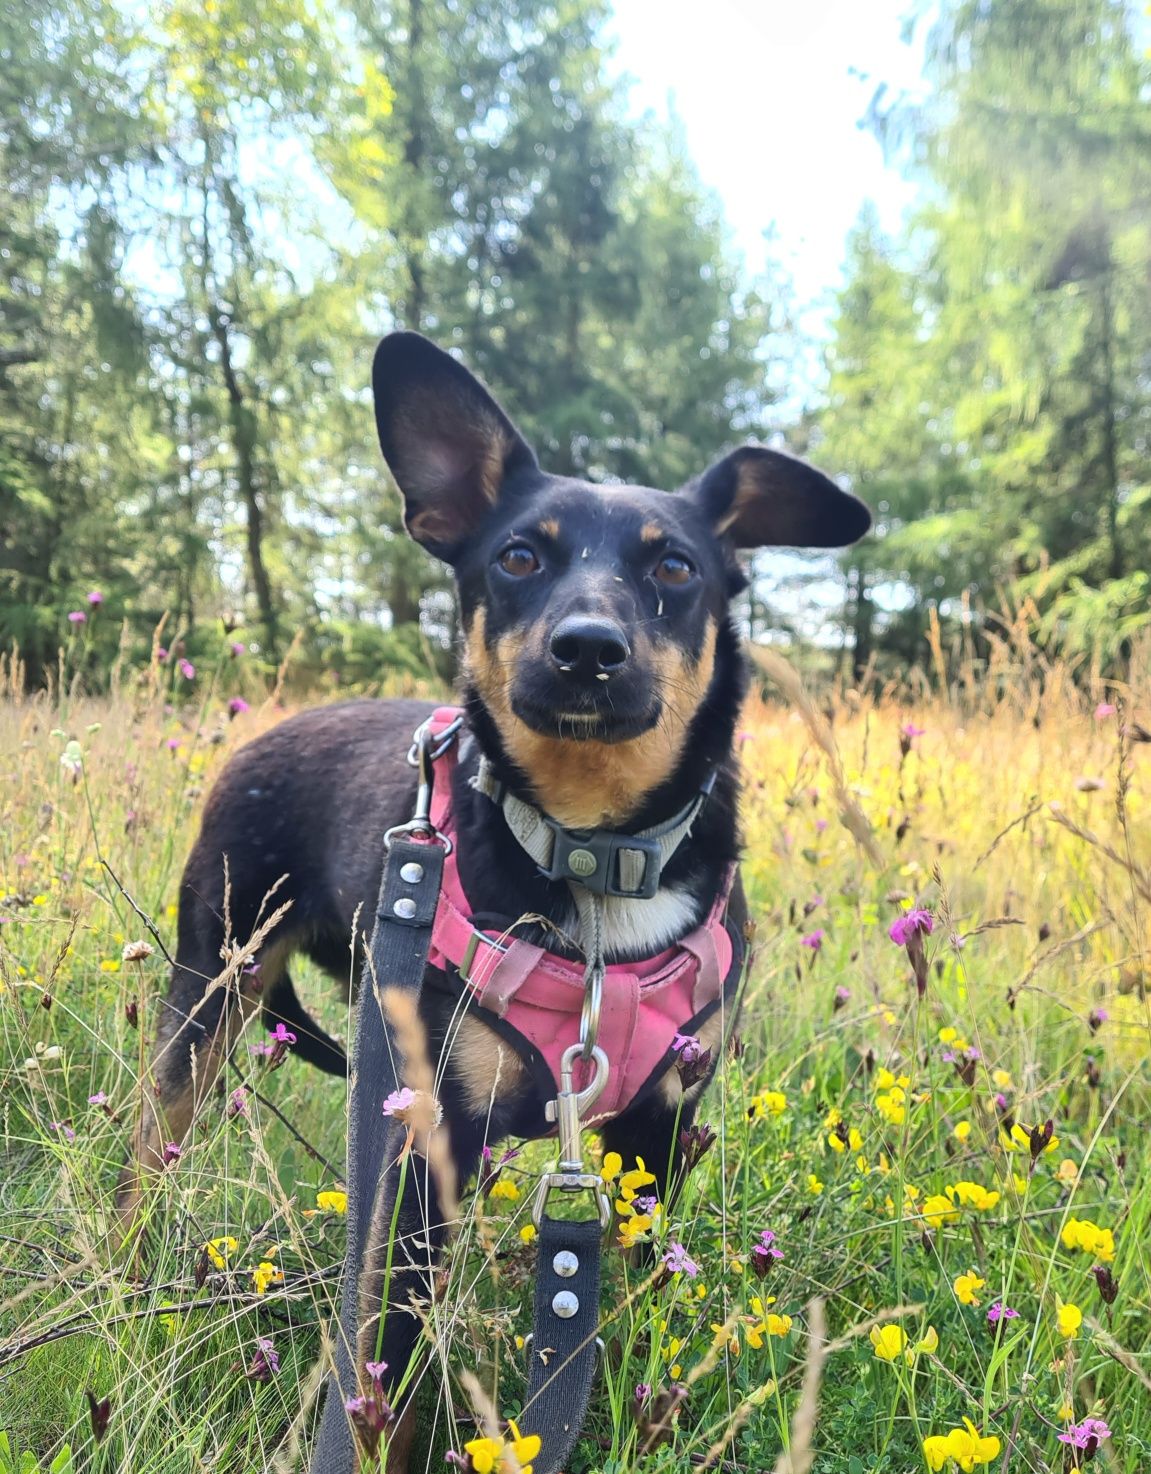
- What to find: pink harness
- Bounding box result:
[422,707,739,1119]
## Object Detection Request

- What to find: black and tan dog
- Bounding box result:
[117,332,868,1468]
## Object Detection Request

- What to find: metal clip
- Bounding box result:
[385,721,455,852]
[532,1044,612,1230]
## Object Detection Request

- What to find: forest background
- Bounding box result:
[3,0,1150,692]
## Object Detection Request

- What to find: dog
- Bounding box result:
[117,331,869,1469]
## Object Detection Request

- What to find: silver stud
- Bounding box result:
[393,897,417,919]
[552,1290,579,1318]
[399,861,424,884]
[552,1250,579,1278]
[596,672,610,681]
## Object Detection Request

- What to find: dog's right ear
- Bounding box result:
[372,332,538,561]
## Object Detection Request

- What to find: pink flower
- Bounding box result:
[166,737,182,752]
[1094,702,1116,720]
[364,1359,388,1383]
[986,1300,1019,1325]
[227,1087,248,1119]
[901,723,926,739]
[228,697,250,717]
[67,610,87,625]
[1058,1417,1112,1451]
[662,1242,699,1276]
[801,929,824,951]
[87,1091,108,1106]
[49,1121,76,1141]
[178,658,195,680]
[672,1032,704,1063]
[247,1335,280,1381]
[888,908,934,946]
[156,647,168,663]
[382,1086,417,1117]
[230,641,246,657]
[815,817,828,833]
[86,590,104,606]
[162,1141,182,1164]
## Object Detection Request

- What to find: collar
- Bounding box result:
[471,751,715,900]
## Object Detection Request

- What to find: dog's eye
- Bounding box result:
[498,544,540,577]
[654,553,695,586]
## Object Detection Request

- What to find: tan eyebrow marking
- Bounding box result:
[640,521,666,544]
[536,518,560,539]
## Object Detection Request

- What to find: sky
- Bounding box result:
[608,0,932,345]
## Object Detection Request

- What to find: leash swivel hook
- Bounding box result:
[385,716,461,852]
[532,1043,612,1231]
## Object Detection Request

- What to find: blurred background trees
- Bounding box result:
[2,0,1148,689]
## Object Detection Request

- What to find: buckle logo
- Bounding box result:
[567,848,598,877]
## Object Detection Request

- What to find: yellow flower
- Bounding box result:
[807,1174,824,1196]
[954,1121,972,1143]
[923,1434,951,1471]
[99,959,120,973]
[938,1027,959,1045]
[463,1436,502,1474]
[1056,1301,1083,1339]
[489,1178,520,1201]
[991,1068,1013,1090]
[617,1212,653,1249]
[923,1420,1000,1471]
[828,1132,846,1154]
[876,1088,906,1126]
[316,1189,348,1214]
[1057,1402,1075,1422]
[617,1157,656,1200]
[869,1324,907,1362]
[518,1224,537,1244]
[953,1271,986,1307]
[1054,1158,1078,1186]
[204,1236,238,1269]
[922,1193,961,1229]
[750,1089,787,1118]
[1060,1217,1115,1262]
[464,1420,540,1474]
[252,1260,283,1296]
[950,1181,1001,1212]
[875,1068,910,1091]
[766,1313,792,1338]
[914,1325,939,1358]
[601,1151,622,1182]
[712,1321,741,1355]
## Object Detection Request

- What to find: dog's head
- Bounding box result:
[373,332,868,825]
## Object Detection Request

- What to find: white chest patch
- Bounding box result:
[597,884,701,961]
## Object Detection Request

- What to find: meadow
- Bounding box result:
[0,629,1148,1473]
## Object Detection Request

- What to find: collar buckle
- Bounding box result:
[539,821,662,900]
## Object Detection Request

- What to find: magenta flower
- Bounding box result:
[382,1086,417,1117]
[49,1121,76,1142]
[67,610,87,625]
[166,737,182,751]
[1094,702,1116,720]
[87,1091,108,1106]
[1087,1008,1108,1033]
[662,1242,699,1277]
[227,1086,248,1119]
[671,1032,711,1087]
[1058,1417,1111,1451]
[750,1227,784,1278]
[889,909,934,945]
[247,1336,280,1381]
[162,1141,182,1164]
[986,1300,1019,1325]
[87,589,104,606]
[230,641,246,657]
[801,929,825,951]
[156,647,168,663]
[228,696,250,716]
[364,1359,388,1383]
[178,658,195,680]
[901,723,926,739]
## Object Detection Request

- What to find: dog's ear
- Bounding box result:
[686,446,870,549]
[372,332,538,560]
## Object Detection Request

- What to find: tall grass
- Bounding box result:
[1,637,1148,1473]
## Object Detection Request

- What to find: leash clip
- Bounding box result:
[533,1043,612,1230]
[385,718,459,852]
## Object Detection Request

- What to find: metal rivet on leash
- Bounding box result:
[400,861,424,884]
[552,1250,579,1277]
[392,897,417,919]
[551,1290,579,1318]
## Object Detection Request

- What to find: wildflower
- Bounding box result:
[876,1088,907,1126]
[663,1242,699,1277]
[230,641,246,656]
[807,1174,824,1195]
[902,722,926,739]
[601,1151,623,1181]
[922,1419,1000,1470]
[1058,1417,1112,1458]
[121,939,154,963]
[317,1189,348,1214]
[617,1157,657,1204]
[67,610,87,625]
[950,1181,1001,1212]
[954,1271,985,1307]
[228,696,250,717]
[88,1091,108,1106]
[679,1120,717,1173]
[617,1206,655,1249]
[49,1121,76,1142]
[247,1336,280,1381]
[870,1325,906,1362]
[178,658,195,680]
[875,1068,910,1091]
[671,1032,712,1088]
[156,647,168,662]
[344,1389,395,1458]
[1087,1008,1108,1033]
[800,929,824,951]
[749,1090,787,1119]
[166,737,182,752]
[1056,1301,1083,1339]
[364,1359,387,1383]
[888,908,934,946]
[1091,1264,1118,1304]
[253,1020,296,1067]
[765,1311,792,1337]
[1055,1158,1079,1186]
[227,1086,248,1119]
[984,1301,1017,1329]
[87,589,104,606]
[86,1391,111,1443]
[162,1141,182,1165]
[921,1193,961,1229]
[489,1178,519,1202]
[749,1229,784,1278]
[205,1236,238,1269]
[1061,1218,1115,1262]
[252,1260,283,1296]
[518,1224,536,1244]
[833,984,850,1011]
[1093,703,1116,720]
[462,1420,541,1474]
[954,1120,972,1142]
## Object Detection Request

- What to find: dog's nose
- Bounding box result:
[549,615,630,679]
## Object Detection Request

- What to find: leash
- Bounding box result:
[312,711,710,1472]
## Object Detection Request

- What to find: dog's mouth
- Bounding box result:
[509,689,662,744]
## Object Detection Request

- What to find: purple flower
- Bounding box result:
[87,1091,108,1106]
[901,723,926,739]
[1087,1008,1108,1033]
[166,737,182,751]
[634,1382,652,1405]
[750,1227,784,1277]
[247,1336,280,1381]
[228,697,250,717]
[986,1300,1019,1325]
[230,641,246,657]
[1059,1417,1112,1451]
[67,610,87,625]
[815,817,828,833]
[1094,703,1116,720]
[671,1032,712,1088]
[631,1194,659,1214]
[162,1141,182,1164]
[271,1021,296,1044]
[835,985,851,1001]
[156,647,168,663]
[382,1086,416,1117]
[801,929,824,951]
[662,1242,699,1277]
[87,589,104,606]
[888,909,934,946]
[227,1087,248,1119]
[672,1032,704,1063]
[49,1121,76,1141]
[178,658,195,680]
[364,1359,388,1383]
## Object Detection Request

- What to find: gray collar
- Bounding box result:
[471,753,715,900]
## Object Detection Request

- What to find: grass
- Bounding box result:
[1,636,1149,1473]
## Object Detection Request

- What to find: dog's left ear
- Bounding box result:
[372,332,539,561]
[687,446,870,549]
